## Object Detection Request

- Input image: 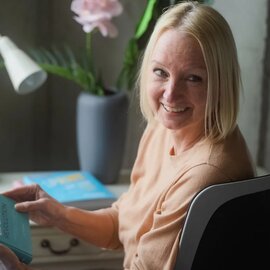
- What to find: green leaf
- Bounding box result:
[29,49,47,63]
[135,0,157,39]
[29,47,101,94]
[51,46,69,68]
[63,45,78,67]
[42,49,59,65]
[117,38,140,89]
[40,63,74,80]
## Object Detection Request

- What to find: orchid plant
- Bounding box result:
[0,0,213,96]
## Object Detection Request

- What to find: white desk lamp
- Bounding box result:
[0,35,47,94]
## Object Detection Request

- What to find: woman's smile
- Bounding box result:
[161,103,189,113]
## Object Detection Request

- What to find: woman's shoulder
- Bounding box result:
[207,126,256,180]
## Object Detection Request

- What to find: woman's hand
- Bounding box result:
[3,184,118,249]
[2,184,66,227]
[0,244,30,270]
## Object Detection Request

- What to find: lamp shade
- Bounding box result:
[0,36,47,94]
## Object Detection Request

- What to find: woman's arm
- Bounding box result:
[3,184,120,249]
[55,206,119,248]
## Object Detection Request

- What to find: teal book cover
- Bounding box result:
[0,195,32,264]
[23,171,116,210]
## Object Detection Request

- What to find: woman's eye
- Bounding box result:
[187,75,202,82]
[153,68,168,78]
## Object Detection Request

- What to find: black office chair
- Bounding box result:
[174,174,270,270]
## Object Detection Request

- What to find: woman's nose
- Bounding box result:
[163,80,184,102]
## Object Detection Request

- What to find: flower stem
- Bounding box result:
[85,32,105,95]
[86,32,93,73]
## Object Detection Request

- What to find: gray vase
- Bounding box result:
[76,91,128,184]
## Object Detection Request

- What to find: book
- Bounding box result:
[22,171,117,210]
[0,195,32,264]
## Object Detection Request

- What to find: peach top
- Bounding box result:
[102,122,255,270]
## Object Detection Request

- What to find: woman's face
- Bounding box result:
[146,30,208,134]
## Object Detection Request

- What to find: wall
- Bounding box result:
[212,0,267,165]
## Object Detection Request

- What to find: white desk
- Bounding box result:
[0,172,129,270]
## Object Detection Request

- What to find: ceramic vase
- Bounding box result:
[76,90,128,184]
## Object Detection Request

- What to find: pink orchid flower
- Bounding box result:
[71,0,123,38]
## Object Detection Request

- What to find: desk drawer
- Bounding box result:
[31,226,124,270]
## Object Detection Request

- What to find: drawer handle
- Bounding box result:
[40,238,80,255]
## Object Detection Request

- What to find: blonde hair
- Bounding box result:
[138,1,240,142]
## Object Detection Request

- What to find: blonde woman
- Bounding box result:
[1,2,255,270]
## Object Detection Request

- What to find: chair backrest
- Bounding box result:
[174,174,270,270]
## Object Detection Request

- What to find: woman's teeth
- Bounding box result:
[162,104,187,113]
